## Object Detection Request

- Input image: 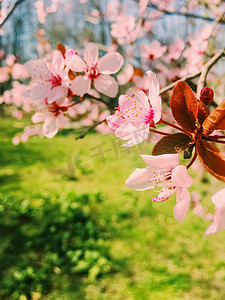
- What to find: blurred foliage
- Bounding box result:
[0,192,111,299]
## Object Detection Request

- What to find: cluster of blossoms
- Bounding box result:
[17,42,123,138]
[107,70,225,236]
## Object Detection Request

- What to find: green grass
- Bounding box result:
[0,117,225,300]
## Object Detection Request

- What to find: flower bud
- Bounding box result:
[200,87,214,105]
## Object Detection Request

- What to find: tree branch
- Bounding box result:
[197,47,225,96]
[159,48,225,96]
[0,0,25,28]
[88,95,115,111]
[159,72,201,95]
[146,2,225,24]
[75,119,106,140]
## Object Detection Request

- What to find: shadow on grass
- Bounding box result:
[0,142,48,168]
[0,174,21,186]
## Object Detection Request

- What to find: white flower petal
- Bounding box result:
[29,84,51,100]
[84,43,99,65]
[65,54,86,72]
[25,60,51,81]
[115,122,149,147]
[205,189,225,236]
[206,206,225,235]
[146,70,162,123]
[94,75,118,97]
[171,165,192,187]
[70,76,91,96]
[98,52,123,74]
[32,112,46,123]
[140,154,179,169]
[47,86,67,104]
[173,187,190,222]
[125,166,156,191]
[211,188,225,209]
[43,116,58,138]
[50,50,65,74]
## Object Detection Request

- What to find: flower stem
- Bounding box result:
[206,138,225,144]
[208,135,225,139]
[187,151,197,169]
[160,119,187,134]
[149,128,171,136]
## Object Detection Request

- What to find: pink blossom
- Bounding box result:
[0,9,7,27]
[111,15,136,45]
[164,37,185,63]
[141,40,167,62]
[157,63,185,82]
[12,110,23,120]
[20,125,43,142]
[183,25,213,74]
[117,63,134,86]
[66,43,123,97]
[46,0,60,13]
[125,153,192,222]
[32,99,70,138]
[191,192,213,221]
[148,10,163,19]
[25,50,69,104]
[139,0,149,15]
[12,125,44,144]
[11,63,30,80]
[6,54,16,66]
[5,82,32,111]
[35,0,47,24]
[0,67,10,82]
[12,136,20,146]
[106,1,123,21]
[107,70,162,147]
[142,20,153,34]
[205,189,225,236]
[132,74,149,94]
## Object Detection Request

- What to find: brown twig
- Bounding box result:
[90,96,115,111]
[75,119,106,140]
[145,2,225,24]
[0,0,25,28]
[207,137,225,144]
[159,48,225,96]
[159,72,201,95]
[196,9,225,96]
[149,128,171,136]
[197,47,225,96]
[160,119,187,134]
[187,151,197,169]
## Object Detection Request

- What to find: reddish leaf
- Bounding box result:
[202,99,225,136]
[196,139,225,183]
[170,81,198,135]
[57,42,66,56]
[198,101,210,125]
[152,133,192,155]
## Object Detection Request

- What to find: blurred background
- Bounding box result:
[0,0,225,299]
